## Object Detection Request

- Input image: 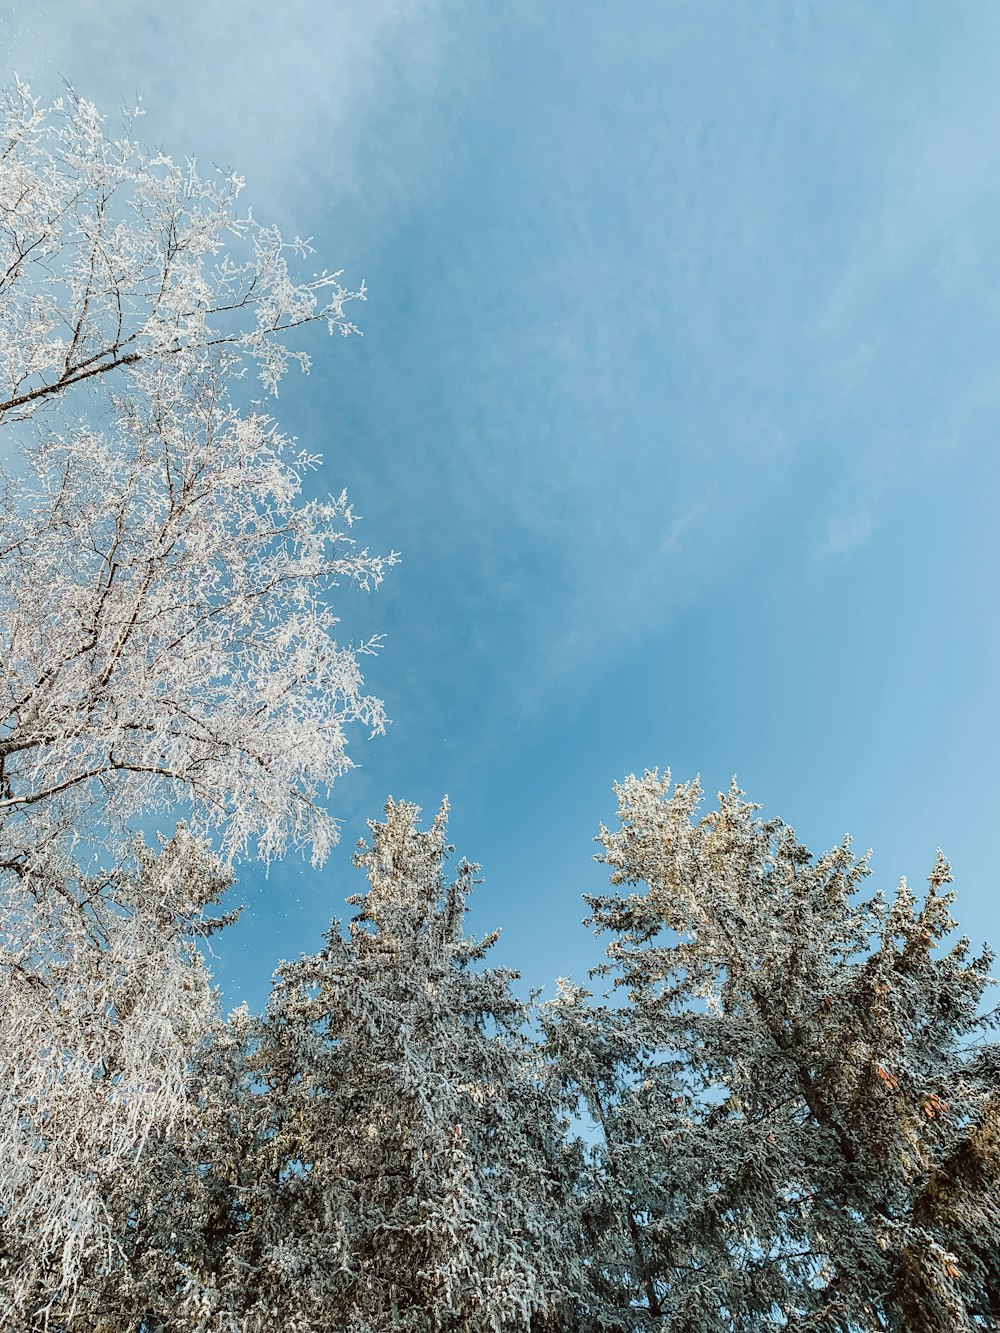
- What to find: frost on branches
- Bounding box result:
[574,770,1000,1331]
[0,829,233,1325]
[0,78,363,426]
[0,79,395,869]
[1,77,998,1333]
[1,776,998,1330]
[0,79,395,1324]
[213,799,583,1332]
[0,388,391,869]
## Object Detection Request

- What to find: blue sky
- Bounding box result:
[4,3,999,1013]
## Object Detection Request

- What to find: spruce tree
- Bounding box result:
[578,769,1000,1331]
[230,799,582,1332]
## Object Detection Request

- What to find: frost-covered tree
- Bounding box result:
[0,79,394,870]
[539,974,688,1332]
[211,799,584,1332]
[580,770,1000,1331]
[0,79,395,1324]
[0,828,233,1328]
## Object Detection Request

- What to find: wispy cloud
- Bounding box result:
[1,0,451,232]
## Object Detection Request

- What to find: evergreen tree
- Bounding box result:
[219,799,583,1332]
[539,973,688,1332]
[577,769,1000,1331]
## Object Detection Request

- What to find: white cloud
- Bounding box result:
[1,0,449,229]
[659,499,706,556]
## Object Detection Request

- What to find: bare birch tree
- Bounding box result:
[0,79,396,1324]
[0,78,394,870]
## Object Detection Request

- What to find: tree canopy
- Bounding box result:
[1,80,997,1333]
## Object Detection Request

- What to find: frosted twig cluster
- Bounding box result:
[0,78,363,428]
